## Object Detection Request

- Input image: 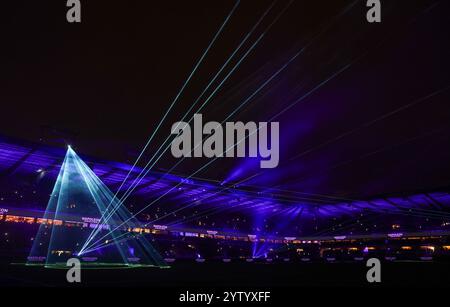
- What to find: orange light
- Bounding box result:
[421,246,435,252]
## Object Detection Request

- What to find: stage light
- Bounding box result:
[83,49,304,252]
[101,0,291,229]
[28,147,166,268]
[88,1,242,246]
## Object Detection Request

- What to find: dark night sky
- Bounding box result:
[1,0,449,199]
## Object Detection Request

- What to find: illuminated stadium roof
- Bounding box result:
[1,135,450,223]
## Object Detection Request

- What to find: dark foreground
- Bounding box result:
[0,261,449,288]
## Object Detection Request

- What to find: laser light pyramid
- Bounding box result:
[28,146,167,268]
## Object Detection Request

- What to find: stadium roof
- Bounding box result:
[1,135,450,221]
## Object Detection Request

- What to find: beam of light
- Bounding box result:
[43,152,70,266]
[83,39,303,250]
[105,0,293,225]
[83,0,393,251]
[81,5,246,250]
[71,154,132,264]
[126,58,354,229]
[119,156,325,229]
[98,0,353,229]
[80,1,241,254]
[236,84,450,189]
[104,0,360,229]
[80,233,139,256]
[31,148,166,266]
[112,1,280,207]
[87,0,359,251]
[116,47,302,202]
[231,0,450,188]
[290,86,450,162]
[72,153,166,266]
[84,0,240,240]
[82,49,303,252]
[89,25,266,247]
[252,241,258,259]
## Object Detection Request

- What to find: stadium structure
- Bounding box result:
[1,0,450,289]
[1,136,449,268]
